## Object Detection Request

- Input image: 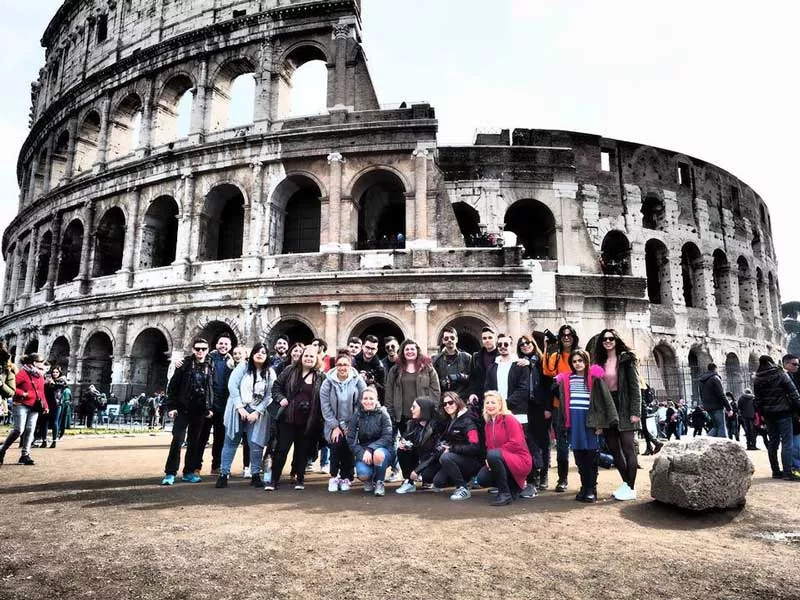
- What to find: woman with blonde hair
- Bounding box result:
[476,390,532,506]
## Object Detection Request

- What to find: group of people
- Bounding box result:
[159,324,648,505]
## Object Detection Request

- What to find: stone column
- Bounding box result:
[411,298,431,351]
[173,172,194,280]
[22,228,39,300]
[172,310,188,356]
[321,301,341,349]
[120,187,142,287]
[78,201,96,295]
[254,40,273,128]
[332,24,350,109]
[191,56,209,142]
[505,299,525,341]
[93,95,111,171]
[45,212,63,302]
[321,152,344,251]
[27,155,40,205]
[410,148,432,248]
[42,136,55,195]
[64,116,79,180]
[68,324,82,382]
[111,317,129,395]
[4,244,21,311]
[553,182,579,268]
[137,78,155,155]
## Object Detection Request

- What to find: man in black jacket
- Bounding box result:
[353,335,387,401]
[737,388,757,450]
[754,355,800,481]
[698,363,733,438]
[161,338,214,486]
[468,327,499,410]
[432,327,472,401]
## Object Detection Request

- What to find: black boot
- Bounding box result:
[251,473,263,487]
[18,455,35,465]
[652,441,664,454]
[581,488,597,503]
[538,469,549,490]
[215,474,229,489]
[490,492,514,506]
[574,487,586,502]
[555,460,569,492]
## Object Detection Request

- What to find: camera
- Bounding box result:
[543,329,558,344]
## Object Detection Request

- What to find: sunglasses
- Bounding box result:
[520,340,533,346]
[497,342,511,348]
[443,400,457,407]
[602,336,616,342]
[442,336,456,341]
[194,347,209,352]
[561,333,573,338]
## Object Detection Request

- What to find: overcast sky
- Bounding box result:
[1,0,798,304]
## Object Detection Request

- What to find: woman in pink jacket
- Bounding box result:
[476,390,533,506]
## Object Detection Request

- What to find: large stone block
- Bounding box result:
[649,437,754,511]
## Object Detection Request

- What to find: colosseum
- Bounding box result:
[0,0,785,403]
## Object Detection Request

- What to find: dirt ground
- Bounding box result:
[1,433,799,600]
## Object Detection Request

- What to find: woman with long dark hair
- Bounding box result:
[42,365,68,448]
[431,391,483,500]
[593,328,642,501]
[216,343,276,488]
[395,396,442,493]
[385,339,441,429]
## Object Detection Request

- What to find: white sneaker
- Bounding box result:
[396,479,417,494]
[374,481,386,496]
[242,466,251,478]
[319,463,330,474]
[614,484,637,501]
[339,479,351,492]
[363,481,375,493]
[387,470,402,483]
[450,486,472,501]
[328,477,340,492]
[612,482,629,498]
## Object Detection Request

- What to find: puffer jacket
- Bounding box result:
[319,367,366,443]
[699,371,730,412]
[753,365,800,418]
[737,391,756,419]
[346,405,393,462]
[438,409,483,458]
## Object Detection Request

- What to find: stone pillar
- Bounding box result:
[409,148,431,248]
[4,244,21,311]
[505,299,525,341]
[411,298,431,351]
[111,317,129,393]
[22,228,38,300]
[120,187,142,287]
[93,95,111,171]
[27,155,40,205]
[321,152,344,251]
[172,310,187,356]
[173,172,194,280]
[78,201,96,295]
[700,255,718,319]
[137,78,155,155]
[332,24,350,109]
[191,57,209,142]
[68,324,82,382]
[45,212,63,302]
[64,116,79,180]
[321,301,341,349]
[42,137,55,195]
[553,182,580,268]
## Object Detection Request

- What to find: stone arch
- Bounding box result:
[680,242,703,308]
[266,317,316,347]
[153,72,195,146]
[276,43,330,120]
[503,199,556,260]
[207,57,257,131]
[74,110,101,173]
[756,268,768,320]
[47,335,70,371]
[35,230,52,290]
[107,92,143,160]
[140,196,179,269]
[341,311,407,348]
[452,202,481,246]
[93,206,126,277]
[346,314,407,359]
[652,342,682,400]
[32,147,49,198]
[600,230,631,275]
[644,238,670,305]
[15,242,30,299]
[200,183,245,261]
[737,256,753,317]
[352,169,408,250]
[712,249,731,308]
[725,352,744,396]
[129,328,171,396]
[271,174,322,254]
[57,219,84,284]
[641,192,666,230]
[434,313,494,356]
[50,130,70,187]
[81,330,113,394]
[24,338,39,355]
[190,320,239,350]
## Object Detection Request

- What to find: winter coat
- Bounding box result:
[698,371,730,412]
[271,364,323,433]
[599,352,641,431]
[485,360,529,416]
[690,406,707,428]
[209,350,233,412]
[753,365,800,418]
[553,365,619,431]
[352,353,386,397]
[398,397,442,474]
[224,362,276,447]
[438,409,483,458]
[1,361,17,400]
[166,356,214,416]
[484,414,532,490]
[467,348,499,400]
[319,367,367,443]
[346,406,393,462]
[385,364,441,423]
[44,375,68,410]
[14,366,46,411]
[432,350,472,399]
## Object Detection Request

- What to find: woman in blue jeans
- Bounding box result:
[347,386,394,497]
[216,344,276,488]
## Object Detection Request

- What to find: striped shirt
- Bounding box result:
[569,374,590,410]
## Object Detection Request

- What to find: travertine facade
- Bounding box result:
[0,0,785,401]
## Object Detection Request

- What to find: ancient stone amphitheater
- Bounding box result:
[0,0,784,401]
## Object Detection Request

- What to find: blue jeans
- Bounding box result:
[793,433,800,471]
[1,404,39,457]
[708,409,727,438]
[765,416,794,476]
[220,418,264,476]
[355,447,394,483]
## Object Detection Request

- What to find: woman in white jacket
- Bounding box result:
[320,350,367,492]
[216,343,276,488]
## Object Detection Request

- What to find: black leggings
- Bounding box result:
[271,421,310,485]
[573,449,599,491]
[475,448,521,496]
[603,426,638,489]
[328,436,354,480]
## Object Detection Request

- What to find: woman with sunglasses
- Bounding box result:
[515,334,551,490]
[593,329,642,501]
[431,391,483,500]
[553,349,617,503]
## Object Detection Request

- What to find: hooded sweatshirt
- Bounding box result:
[320,367,367,443]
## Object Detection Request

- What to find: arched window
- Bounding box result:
[680,242,703,308]
[57,220,84,284]
[49,131,70,187]
[24,338,39,355]
[74,111,101,173]
[641,194,665,230]
[207,59,256,131]
[277,45,328,119]
[652,343,681,400]
[153,75,194,146]
[645,239,670,305]
[129,329,170,396]
[197,321,239,349]
[140,196,179,269]
[48,336,70,371]
[503,199,556,260]
[600,230,631,275]
[277,177,321,254]
[107,93,143,160]
[712,249,730,308]
[452,202,481,247]
[268,319,314,347]
[737,257,753,317]
[32,147,49,198]
[93,207,126,277]
[201,184,244,261]
[81,332,113,394]
[35,231,52,290]
[353,170,407,250]
[347,317,406,359]
[725,353,743,396]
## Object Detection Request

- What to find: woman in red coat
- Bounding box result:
[0,353,48,466]
[477,390,533,506]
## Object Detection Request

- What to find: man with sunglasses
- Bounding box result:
[381,337,400,377]
[432,327,472,401]
[468,327,499,410]
[161,337,215,486]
